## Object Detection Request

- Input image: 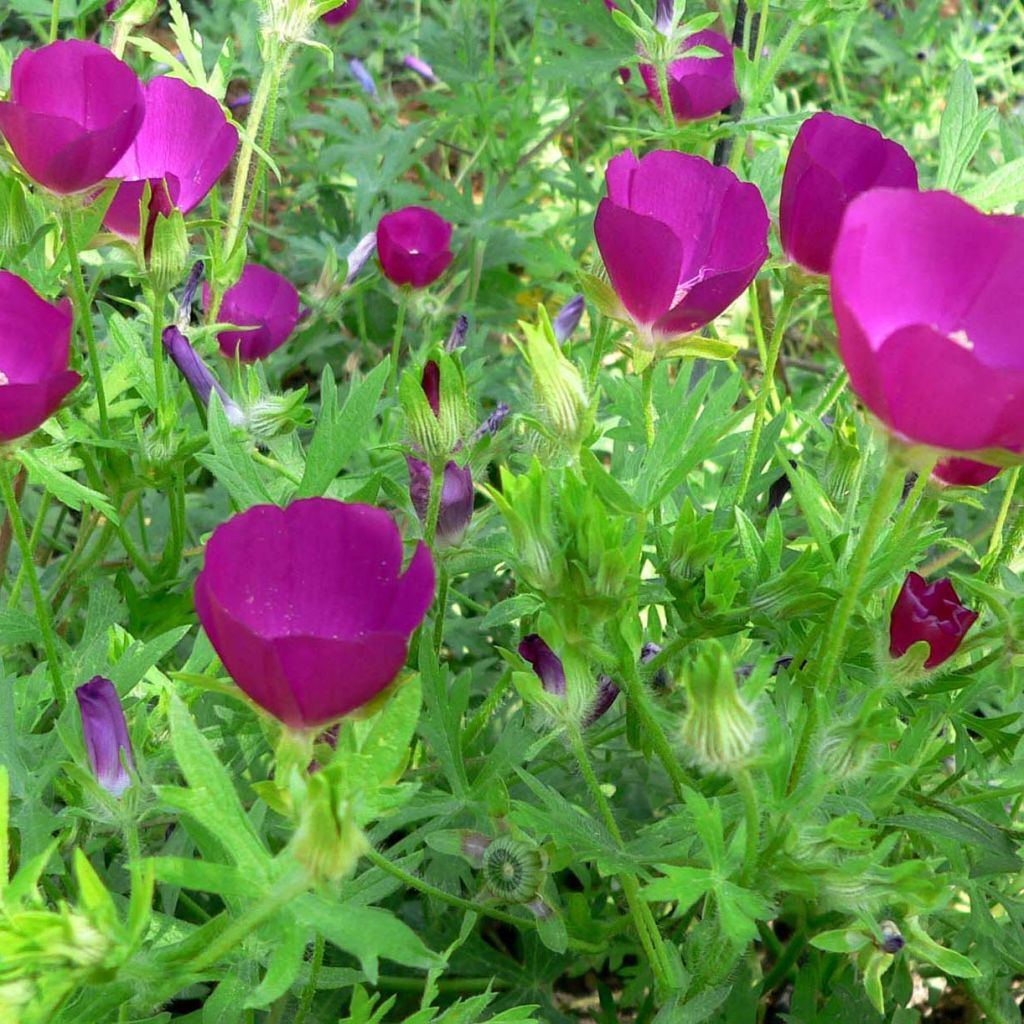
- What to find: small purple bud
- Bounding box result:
[349,58,377,97]
[298,306,313,324]
[421,360,441,416]
[403,54,437,83]
[518,635,567,696]
[407,457,474,547]
[552,294,585,343]
[162,326,245,426]
[75,677,134,797]
[654,0,674,34]
[470,401,510,443]
[344,231,377,286]
[880,920,904,954]
[178,260,205,322]
[227,92,252,110]
[641,641,670,691]
[446,314,469,353]
[582,674,620,727]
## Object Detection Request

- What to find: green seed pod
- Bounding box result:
[482,836,546,904]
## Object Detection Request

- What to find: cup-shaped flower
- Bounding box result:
[0,271,80,443]
[407,457,474,546]
[639,30,738,122]
[103,77,238,244]
[377,206,454,288]
[780,112,918,275]
[932,457,1001,488]
[0,41,144,195]
[594,150,769,346]
[832,189,1024,454]
[322,0,361,24]
[889,572,977,669]
[75,677,134,797]
[204,264,301,361]
[194,499,435,729]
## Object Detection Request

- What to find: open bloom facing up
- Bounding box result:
[75,677,134,797]
[594,150,768,345]
[377,206,454,288]
[780,112,918,275]
[205,264,301,361]
[0,271,80,443]
[889,572,977,669]
[832,189,1024,454]
[195,499,435,729]
[322,0,361,23]
[104,77,238,243]
[0,41,144,194]
[639,30,739,122]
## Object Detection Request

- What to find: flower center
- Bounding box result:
[0,371,8,386]
[949,329,974,351]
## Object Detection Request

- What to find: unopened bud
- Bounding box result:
[482,836,545,904]
[148,209,190,294]
[552,294,585,343]
[162,327,246,426]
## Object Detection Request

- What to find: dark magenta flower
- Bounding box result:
[322,0,361,24]
[204,264,301,361]
[582,675,620,727]
[194,499,435,729]
[0,271,80,443]
[377,206,454,289]
[594,150,768,344]
[407,457,474,546]
[780,112,918,275]
[103,76,238,243]
[639,30,739,122]
[0,40,144,195]
[832,189,1024,454]
[518,635,567,696]
[162,326,245,426]
[932,458,1001,488]
[75,676,134,797]
[889,572,977,669]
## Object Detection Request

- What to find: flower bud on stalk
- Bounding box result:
[162,327,246,427]
[888,572,977,675]
[75,677,134,797]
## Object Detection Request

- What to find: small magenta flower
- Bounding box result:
[162,326,245,426]
[75,677,134,797]
[204,264,301,361]
[594,150,768,345]
[104,77,238,244]
[832,189,1024,454]
[195,499,435,729]
[639,30,739,122]
[932,458,1001,488]
[781,112,918,275]
[518,635,567,696]
[0,40,145,194]
[377,206,454,289]
[0,271,80,443]
[322,0,361,24]
[889,572,977,669]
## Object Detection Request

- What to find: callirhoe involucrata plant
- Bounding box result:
[1,0,1024,1021]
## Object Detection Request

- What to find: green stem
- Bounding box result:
[981,466,1023,579]
[889,455,936,548]
[49,0,59,41]
[387,288,410,394]
[293,933,324,1024]
[110,17,131,58]
[587,315,611,393]
[462,670,512,750]
[654,58,675,132]
[641,362,656,449]
[432,565,449,654]
[759,924,808,994]
[735,769,759,887]
[9,490,51,606]
[148,288,168,426]
[964,980,1011,1024]
[0,458,65,706]
[424,457,444,547]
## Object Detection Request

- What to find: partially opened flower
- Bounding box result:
[519,635,567,696]
[832,189,1024,454]
[162,326,245,426]
[639,30,739,122]
[932,458,1001,488]
[75,677,134,797]
[103,77,238,244]
[594,150,769,346]
[780,112,918,275]
[204,264,301,361]
[0,271,80,443]
[377,206,454,288]
[889,572,977,669]
[194,499,435,729]
[322,0,361,24]
[0,40,144,194]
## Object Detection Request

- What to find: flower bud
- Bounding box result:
[266,0,322,44]
[403,54,437,83]
[244,389,314,439]
[482,835,546,904]
[879,920,904,954]
[75,677,133,797]
[344,231,377,287]
[446,313,469,352]
[889,572,977,670]
[518,635,566,696]
[162,327,246,427]
[407,456,474,546]
[654,0,674,34]
[348,58,377,97]
[178,260,205,325]
[400,353,472,461]
[289,770,369,883]
[552,294,585,343]
[148,209,190,294]
[0,176,36,251]
[581,675,620,727]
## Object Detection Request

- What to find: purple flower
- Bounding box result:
[654,0,674,33]
[639,30,738,122]
[103,77,238,244]
[518,635,566,696]
[194,499,435,729]
[0,40,145,194]
[831,189,1024,454]
[552,295,585,343]
[0,271,80,443]
[162,326,245,426]
[377,206,454,289]
[348,58,377,98]
[594,150,769,344]
[780,112,918,275]
[75,676,134,797]
[404,54,437,83]
[204,264,301,362]
[446,314,469,352]
[932,458,1001,488]
[889,572,977,669]
[344,231,377,286]
[322,0,362,24]
[407,457,474,546]
[582,675,620,727]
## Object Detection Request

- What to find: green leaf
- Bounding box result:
[17,448,119,523]
[715,881,771,946]
[352,674,422,785]
[198,395,275,509]
[246,913,307,1008]
[810,928,871,954]
[963,157,1024,211]
[936,63,994,191]
[150,856,254,897]
[642,866,714,909]
[903,918,981,978]
[479,593,544,629]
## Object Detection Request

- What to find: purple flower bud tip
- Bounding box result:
[421,360,441,416]
[932,458,1001,488]
[0,40,145,195]
[654,0,674,34]
[781,112,918,275]
[298,306,313,325]
[0,271,80,443]
[203,264,301,362]
[407,457,474,547]
[471,402,510,443]
[179,260,205,320]
[227,92,252,110]
[349,58,377,97]
[75,676,133,797]
[377,206,454,289]
[595,150,768,344]
[162,325,244,425]
[518,635,567,696]
[195,499,436,729]
[832,189,1024,453]
[552,294,585,343]
[322,0,362,24]
[403,54,437,83]
[344,232,377,286]
[889,571,978,669]
[446,314,469,352]
[582,675,620,727]
[639,30,738,123]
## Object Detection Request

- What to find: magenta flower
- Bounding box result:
[0,41,144,195]
[0,272,80,443]
[832,189,1024,454]
[932,458,1001,488]
[322,0,362,24]
[639,30,739,122]
[518,635,567,696]
[194,500,435,729]
[594,150,768,344]
[377,206,454,289]
[780,112,918,275]
[204,264,301,361]
[103,77,238,243]
[75,677,134,797]
[889,572,977,669]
